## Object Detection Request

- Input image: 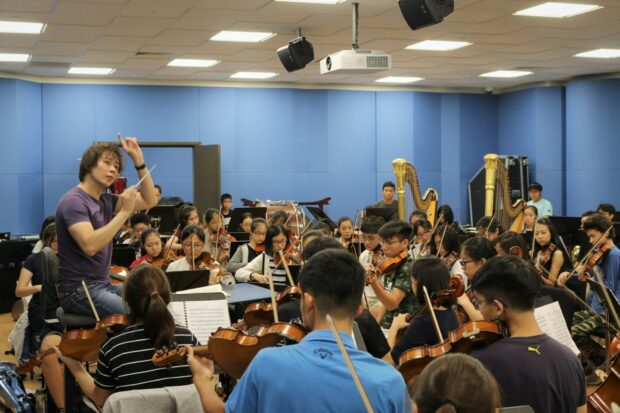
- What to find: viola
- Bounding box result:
[579,244,611,282]
[398,320,505,383]
[17,314,129,375]
[153,322,308,379]
[243,286,302,327]
[367,251,408,284]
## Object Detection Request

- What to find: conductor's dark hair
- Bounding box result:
[299,249,364,318]
[79,142,124,182]
[472,255,542,311]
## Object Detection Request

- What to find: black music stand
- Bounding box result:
[365,207,398,222]
[549,216,582,247]
[166,270,211,293]
[112,246,136,267]
[148,205,178,235]
[306,207,337,231]
[227,208,267,233]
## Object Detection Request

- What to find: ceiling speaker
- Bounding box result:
[277,37,314,72]
[398,0,455,31]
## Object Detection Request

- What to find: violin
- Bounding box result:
[587,354,620,412]
[579,244,611,282]
[253,243,265,253]
[398,320,505,383]
[109,265,129,284]
[17,314,129,375]
[440,251,458,270]
[366,251,408,285]
[153,322,308,379]
[150,248,177,269]
[243,286,302,327]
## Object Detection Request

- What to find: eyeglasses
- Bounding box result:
[459,259,475,266]
[272,239,287,245]
[182,242,204,249]
[380,239,402,247]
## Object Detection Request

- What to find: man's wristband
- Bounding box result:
[135,162,146,171]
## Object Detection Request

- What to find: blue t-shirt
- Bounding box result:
[55,187,118,292]
[225,329,411,413]
[527,198,553,216]
[590,245,620,314]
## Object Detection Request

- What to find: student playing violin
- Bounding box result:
[410,219,432,260]
[15,223,65,411]
[367,221,418,329]
[204,208,231,264]
[188,249,410,413]
[227,218,267,274]
[384,257,460,366]
[123,212,151,259]
[455,237,497,322]
[522,205,538,246]
[336,216,359,255]
[431,224,465,287]
[235,224,290,285]
[240,212,253,234]
[532,217,567,286]
[55,265,199,409]
[471,256,586,413]
[164,204,200,253]
[129,228,162,269]
[358,217,385,311]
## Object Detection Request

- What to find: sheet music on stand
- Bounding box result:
[169,292,230,344]
[534,301,580,355]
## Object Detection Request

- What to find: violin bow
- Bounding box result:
[214,206,223,263]
[266,260,279,323]
[81,281,101,322]
[326,314,374,413]
[530,220,537,261]
[278,250,295,287]
[592,266,620,332]
[160,224,179,269]
[423,286,444,343]
[191,241,195,271]
[436,224,448,257]
[566,225,613,280]
[484,215,496,239]
[558,235,575,266]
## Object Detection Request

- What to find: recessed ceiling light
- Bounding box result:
[0,53,30,62]
[68,67,115,75]
[375,76,424,84]
[480,70,533,78]
[168,58,220,68]
[406,40,472,51]
[575,48,620,58]
[0,21,45,34]
[210,31,276,43]
[514,2,602,18]
[230,72,278,79]
[274,0,346,3]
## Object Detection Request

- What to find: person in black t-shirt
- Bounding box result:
[55,265,199,409]
[384,257,459,366]
[15,223,65,411]
[471,255,587,413]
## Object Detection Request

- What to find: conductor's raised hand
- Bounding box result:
[117,133,144,166]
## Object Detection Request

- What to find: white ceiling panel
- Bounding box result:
[0,0,617,89]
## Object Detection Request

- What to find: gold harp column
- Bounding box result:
[392,158,407,222]
[483,154,499,217]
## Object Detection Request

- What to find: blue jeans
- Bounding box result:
[60,282,125,318]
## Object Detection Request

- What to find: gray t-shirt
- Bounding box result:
[55,187,118,292]
[472,334,586,413]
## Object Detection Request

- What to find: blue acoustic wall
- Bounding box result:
[498,87,565,215]
[566,79,620,216]
[0,79,43,234]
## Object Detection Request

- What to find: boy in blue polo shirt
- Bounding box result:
[527,182,553,217]
[188,249,411,413]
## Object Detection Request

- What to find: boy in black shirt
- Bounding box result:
[471,255,587,413]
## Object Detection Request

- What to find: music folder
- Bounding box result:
[166,269,211,293]
[169,291,230,345]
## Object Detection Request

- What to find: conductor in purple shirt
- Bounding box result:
[55,134,158,317]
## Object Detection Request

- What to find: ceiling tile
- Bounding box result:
[121,0,197,19]
[48,2,122,26]
[91,35,150,52]
[40,24,104,43]
[150,29,213,47]
[105,16,172,37]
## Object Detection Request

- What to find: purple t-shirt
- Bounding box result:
[55,187,118,292]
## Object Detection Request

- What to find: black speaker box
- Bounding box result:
[277,37,314,72]
[398,0,455,31]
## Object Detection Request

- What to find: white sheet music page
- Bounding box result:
[534,301,580,355]
[169,294,231,344]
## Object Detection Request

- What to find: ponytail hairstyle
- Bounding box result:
[42,223,57,248]
[412,353,500,413]
[123,265,175,349]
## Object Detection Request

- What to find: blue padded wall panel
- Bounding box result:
[15,80,42,174]
[43,174,76,217]
[0,79,18,175]
[199,87,237,173]
[93,85,200,141]
[376,92,414,174]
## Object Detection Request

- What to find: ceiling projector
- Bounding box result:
[319,49,391,75]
